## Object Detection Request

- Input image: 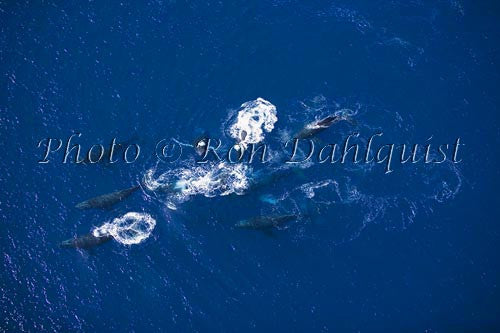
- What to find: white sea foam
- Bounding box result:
[229,98,277,150]
[143,162,251,206]
[299,179,338,199]
[93,212,156,245]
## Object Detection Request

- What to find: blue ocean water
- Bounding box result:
[1,0,500,331]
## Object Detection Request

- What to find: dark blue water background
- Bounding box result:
[1,1,499,331]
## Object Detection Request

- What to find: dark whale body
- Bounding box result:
[75,185,140,209]
[294,115,352,139]
[235,214,297,230]
[60,233,113,249]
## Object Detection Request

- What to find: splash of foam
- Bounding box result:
[93,212,156,245]
[173,162,250,197]
[144,162,251,206]
[229,98,277,150]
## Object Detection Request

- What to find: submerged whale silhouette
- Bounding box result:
[235,214,297,230]
[75,185,140,209]
[60,233,113,249]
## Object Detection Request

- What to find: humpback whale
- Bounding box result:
[294,115,353,139]
[235,214,297,230]
[60,233,113,249]
[75,185,140,209]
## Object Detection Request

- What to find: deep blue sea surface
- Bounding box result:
[1,1,500,331]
